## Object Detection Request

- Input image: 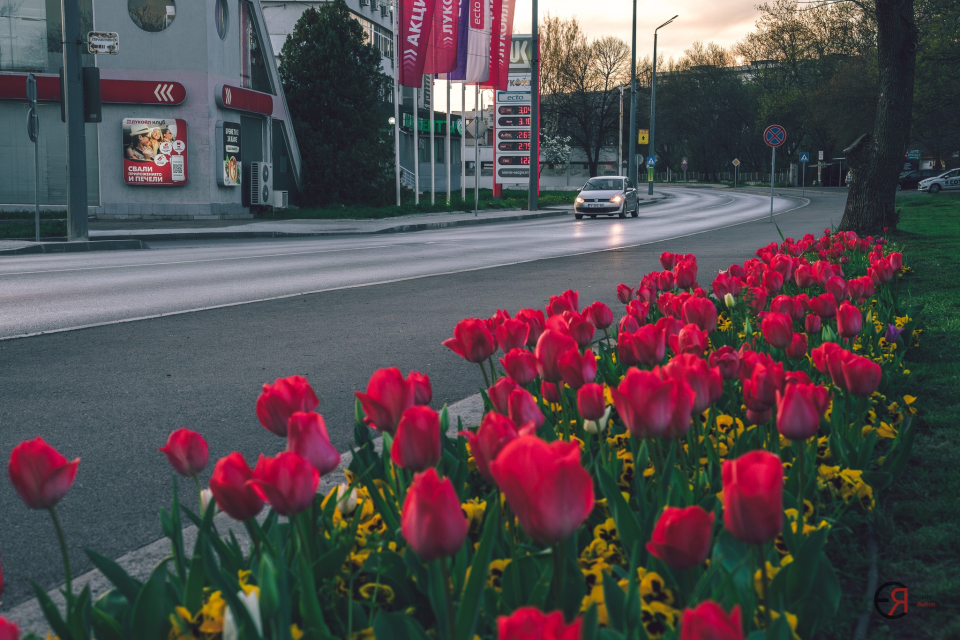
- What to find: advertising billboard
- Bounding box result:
[122,118,187,185]
[217,121,242,187]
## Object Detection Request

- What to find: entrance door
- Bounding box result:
[240,115,263,206]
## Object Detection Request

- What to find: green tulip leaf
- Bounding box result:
[90,605,122,640]
[130,560,169,640]
[372,611,430,640]
[601,570,626,633]
[596,466,643,549]
[31,580,72,640]
[454,500,499,640]
[84,549,143,605]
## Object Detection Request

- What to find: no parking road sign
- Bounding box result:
[764,124,786,148]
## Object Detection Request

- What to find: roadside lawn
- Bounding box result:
[0,211,67,240]
[827,196,960,639]
[261,188,574,220]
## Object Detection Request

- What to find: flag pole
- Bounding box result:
[393,0,401,206]
[430,74,436,205]
[474,83,480,216]
[461,82,466,202]
[446,78,451,205]
[414,84,420,205]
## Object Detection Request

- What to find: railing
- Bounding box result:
[400,166,416,190]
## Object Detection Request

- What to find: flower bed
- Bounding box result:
[1,229,919,640]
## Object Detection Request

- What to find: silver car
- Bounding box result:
[574,177,639,219]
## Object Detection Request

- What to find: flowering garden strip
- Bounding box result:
[825,196,960,639]
[1,229,919,640]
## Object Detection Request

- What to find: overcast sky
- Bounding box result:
[434,0,763,111]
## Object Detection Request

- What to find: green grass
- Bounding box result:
[0,211,67,239]
[827,196,960,640]
[260,189,574,220]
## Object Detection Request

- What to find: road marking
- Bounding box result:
[0,244,395,278]
[0,195,810,342]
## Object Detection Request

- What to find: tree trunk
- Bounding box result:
[839,0,918,234]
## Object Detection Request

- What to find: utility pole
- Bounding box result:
[647,15,677,196]
[528,0,539,212]
[627,0,637,186]
[62,0,88,240]
[618,83,623,176]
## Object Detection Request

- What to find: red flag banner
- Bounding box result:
[482,0,503,89]
[399,0,438,87]
[493,0,516,91]
[423,0,460,75]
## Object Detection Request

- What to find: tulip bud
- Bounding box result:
[646,506,714,570]
[158,428,209,478]
[804,314,821,334]
[256,376,320,437]
[223,589,263,640]
[500,348,539,386]
[836,301,863,339]
[401,468,469,561]
[498,607,582,640]
[583,406,612,434]
[680,602,742,640]
[8,437,80,510]
[443,318,496,363]
[576,383,607,421]
[0,618,19,640]
[722,450,783,544]
[287,412,341,476]
[200,488,215,514]
[335,483,359,516]
[407,371,432,405]
[391,405,442,472]
[209,453,264,521]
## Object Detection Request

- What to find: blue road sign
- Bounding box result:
[647,156,656,167]
[763,124,786,148]
[799,152,809,163]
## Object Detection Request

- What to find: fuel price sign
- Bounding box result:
[495,87,532,184]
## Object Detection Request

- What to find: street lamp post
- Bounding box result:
[528,0,539,212]
[647,14,677,196]
[627,0,638,186]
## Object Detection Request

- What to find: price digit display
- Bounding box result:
[498,105,532,115]
[499,130,532,140]
[499,141,531,152]
[498,156,532,165]
[498,116,532,127]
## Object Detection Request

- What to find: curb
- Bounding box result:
[87,210,568,242]
[0,240,150,256]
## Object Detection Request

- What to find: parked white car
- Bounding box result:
[574,177,639,219]
[918,169,960,194]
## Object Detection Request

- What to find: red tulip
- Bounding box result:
[158,428,208,478]
[497,607,582,640]
[247,451,319,516]
[680,601,743,640]
[577,383,606,421]
[660,251,678,270]
[489,377,521,415]
[871,257,894,283]
[658,270,676,291]
[769,253,796,281]
[811,341,842,375]
[669,323,709,357]
[209,453,264,521]
[401,468,469,561]
[490,436,594,544]
[794,263,816,288]
[626,300,650,324]
[813,260,840,286]
[619,314,640,335]
[287,412,341,475]
[496,318,531,353]
[682,296,718,333]
[710,346,741,380]
[509,388,546,430]
[355,367,416,436]
[407,371,432,405]
[836,301,863,338]
[846,277,865,302]
[616,283,635,304]
[391,406,441,472]
[742,362,785,410]
[838,351,882,397]
[646,506,715,570]
[722,450,783,544]
[535,330,579,383]
[541,381,561,404]
[712,272,743,299]
[776,383,830,441]
[761,312,794,349]
[460,412,522,482]
[583,301,614,330]
[8,437,79,510]
[746,287,768,315]
[0,618,18,640]
[443,318,496,363]
[785,333,808,359]
[557,347,597,389]
[804,314,821,334]
[809,293,838,319]
[517,308,546,347]
[662,354,723,414]
[618,324,666,368]
[770,295,801,321]
[762,270,784,296]
[675,259,698,290]
[256,375,320,437]
[501,348,539,386]
[888,252,903,271]
[563,311,596,349]
[825,275,848,302]
[609,368,695,439]
[547,290,579,316]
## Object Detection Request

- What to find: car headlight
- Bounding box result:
[575,197,584,203]
[611,195,622,203]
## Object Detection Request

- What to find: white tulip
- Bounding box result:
[724,293,736,309]
[584,406,612,434]
[223,589,263,640]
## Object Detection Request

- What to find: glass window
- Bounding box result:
[129,0,177,32]
[582,178,624,191]
[215,0,228,39]
[0,0,93,72]
[240,1,274,94]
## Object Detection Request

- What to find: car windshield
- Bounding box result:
[582,178,623,191]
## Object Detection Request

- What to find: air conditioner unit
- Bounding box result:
[370,0,378,9]
[249,162,272,206]
[380,4,389,17]
[273,190,289,209]
[359,0,369,5]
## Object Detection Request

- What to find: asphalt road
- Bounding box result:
[0,187,845,611]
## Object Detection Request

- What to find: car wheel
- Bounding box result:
[631,206,639,218]
[930,183,942,194]
[618,210,627,218]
